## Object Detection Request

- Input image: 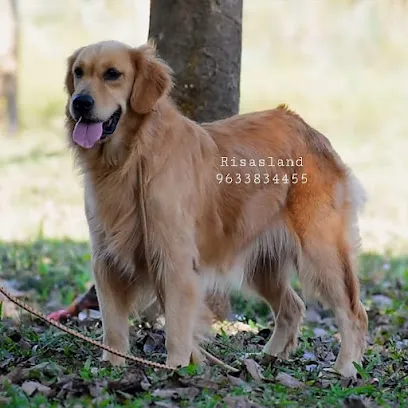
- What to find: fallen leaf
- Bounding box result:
[313,328,328,338]
[21,380,52,397]
[305,364,318,372]
[324,351,336,362]
[302,351,317,361]
[114,390,132,400]
[243,358,264,382]
[213,321,258,336]
[152,387,200,400]
[18,339,31,350]
[222,396,263,408]
[343,396,369,408]
[140,376,151,391]
[259,353,277,367]
[89,382,106,398]
[92,395,111,406]
[6,367,23,384]
[108,371,151,393]
[227,374,252,392]
[318,378,333,389]
[154,402,180,408]
[60,377,90,397]
[0,358,13,369]
[23,361,65,379]
[275,372,305,389]
[395,339,408,349]
[179,377,220,390]
[143,332,164,354]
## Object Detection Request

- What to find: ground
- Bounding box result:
[0,240,407,407]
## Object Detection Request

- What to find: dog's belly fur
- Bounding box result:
[198,219,296,294]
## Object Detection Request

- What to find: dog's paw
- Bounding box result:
[102,351,126,366]
[190,348,204,365]
[262,335,297,359]
[333,361,358,379]
[166,353,191,369]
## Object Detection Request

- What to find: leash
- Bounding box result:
[0,161,238,373]
[0,284,170,370]
[0,285,238,372]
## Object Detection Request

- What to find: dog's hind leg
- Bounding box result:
[262,286,305,358]
[251,259,305,358]
[298,219,368,378]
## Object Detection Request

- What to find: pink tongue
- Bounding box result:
[73,121,103,149]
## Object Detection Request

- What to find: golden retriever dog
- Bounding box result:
[64,40,368,378]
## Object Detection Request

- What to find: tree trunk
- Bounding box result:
[0,0,18,135]
[148,0,243,123]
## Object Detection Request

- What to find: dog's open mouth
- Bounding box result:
[72,107,122,149]
[101,108,122,137]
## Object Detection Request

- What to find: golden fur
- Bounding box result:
[64,40,368,377]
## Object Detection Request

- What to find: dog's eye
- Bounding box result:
[104,68,122,81]
[74,67,83,78]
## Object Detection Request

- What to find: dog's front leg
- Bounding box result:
[161,256,202,368]
[93,257,131,366]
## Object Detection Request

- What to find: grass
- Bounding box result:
[1,0,408,406]
[0,240,407,407]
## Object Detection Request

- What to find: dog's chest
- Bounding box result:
[85,174,144,271]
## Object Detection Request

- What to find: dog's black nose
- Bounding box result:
[72,94,94,116]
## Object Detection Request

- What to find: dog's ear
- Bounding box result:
[130,43,173,114]
[64,47,84,96]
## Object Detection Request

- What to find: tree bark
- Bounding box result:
[148,0,243,123]
[0,0,18,135]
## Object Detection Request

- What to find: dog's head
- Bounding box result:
[65,40,173,149]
